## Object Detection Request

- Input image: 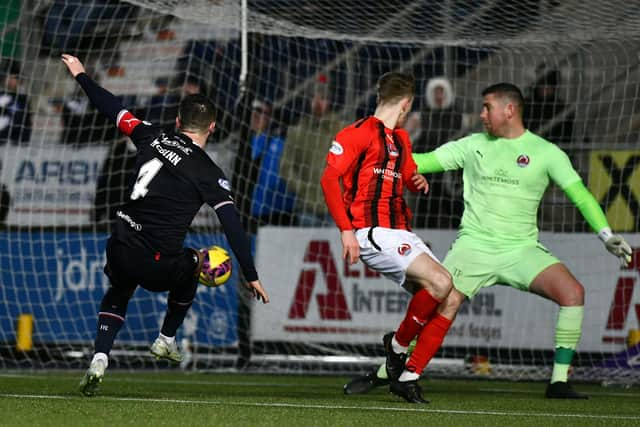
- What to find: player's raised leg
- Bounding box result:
[150,292,192,363]
[151,249,200,363]
[529,263,588,399]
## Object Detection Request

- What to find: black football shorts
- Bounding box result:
[104,237,199,293]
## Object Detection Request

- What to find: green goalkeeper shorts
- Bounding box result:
[442,236,560,298]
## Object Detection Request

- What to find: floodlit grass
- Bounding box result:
[0,372,638,426]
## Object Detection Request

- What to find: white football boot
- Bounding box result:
[150,336,184,363]
[79,353,108,397]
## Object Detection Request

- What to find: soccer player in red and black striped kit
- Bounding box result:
[321,72,453,403]
[61,54,269,397]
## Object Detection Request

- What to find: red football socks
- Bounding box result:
[395,288,441,346]
[405,314,452,374]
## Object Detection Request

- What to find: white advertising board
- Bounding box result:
[253,227,640,352]
[0,145,108,226]
[0,145,220,227]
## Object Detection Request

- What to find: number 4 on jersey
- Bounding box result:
[131,158,163,200]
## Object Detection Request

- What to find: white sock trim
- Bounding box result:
[399,371,420,382]
[159,333,175,344]
[392,335,408,354]
[92,352,108,367]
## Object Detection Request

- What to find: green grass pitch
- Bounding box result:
[0,372,638,426]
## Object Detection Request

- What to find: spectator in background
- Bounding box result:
[0,183,8,224]
[55,68,121,146]
[147,11,175,41]
[130,73,206,135]
[92,136,137,225]
[0,159,10,224]
[175,73,208,99]
[133,76,179,132]
[280,74,344,226]
[524,66,575,145]
[410,77,464,229]
[413,77,463,153]
[239,98,296,226]
[175,38,236,140]
[0,60,32,145]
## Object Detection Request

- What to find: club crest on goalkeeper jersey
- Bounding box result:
[433,130,582,245]
[326,116,418,230]
[111,111,234,255]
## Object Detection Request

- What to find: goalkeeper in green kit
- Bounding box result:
[343,82,632,400]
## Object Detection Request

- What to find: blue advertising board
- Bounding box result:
[0,231,239,347]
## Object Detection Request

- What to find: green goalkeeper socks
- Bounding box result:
[377,363,388,380]
[551,306,583,383]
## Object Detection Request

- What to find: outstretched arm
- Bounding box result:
[61,54,125,124]
[413,135,474,173]
[413,152,446,174]
[215,202,269,303]
[564,180,632,266]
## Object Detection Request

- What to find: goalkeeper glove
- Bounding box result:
[599,227,632,266]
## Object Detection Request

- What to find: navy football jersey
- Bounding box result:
[113,111,234,255]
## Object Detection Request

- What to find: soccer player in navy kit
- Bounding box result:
[61,54,269,397]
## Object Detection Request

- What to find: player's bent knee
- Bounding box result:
[100,286,134,315]
[554,282,585,306]
[429,268,453,300]
[567,282,585,306]
[406,254,453,299]
[448,288,465,306]
[170,279,198,303]
[439,289,465,318]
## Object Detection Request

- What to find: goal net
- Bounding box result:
[0,0,639,383]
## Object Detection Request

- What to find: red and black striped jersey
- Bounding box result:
[326,116,418,230]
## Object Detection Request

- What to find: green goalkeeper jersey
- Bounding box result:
[416,131,582,245]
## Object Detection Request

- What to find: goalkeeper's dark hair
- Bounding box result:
[482,83,524,114]
[178,94,217,133]
[376,72,415,105]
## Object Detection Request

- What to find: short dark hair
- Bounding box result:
[376,72,415,105]
[0,59,21,80]
[178,94,216,133]
[482,83,524,111]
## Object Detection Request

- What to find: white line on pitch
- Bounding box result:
[479,387,639,398]
[0,373,317,388]
[1,374,638,397]
[0,393,639,420]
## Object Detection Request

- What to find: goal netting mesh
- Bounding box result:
[0,0,639,383]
